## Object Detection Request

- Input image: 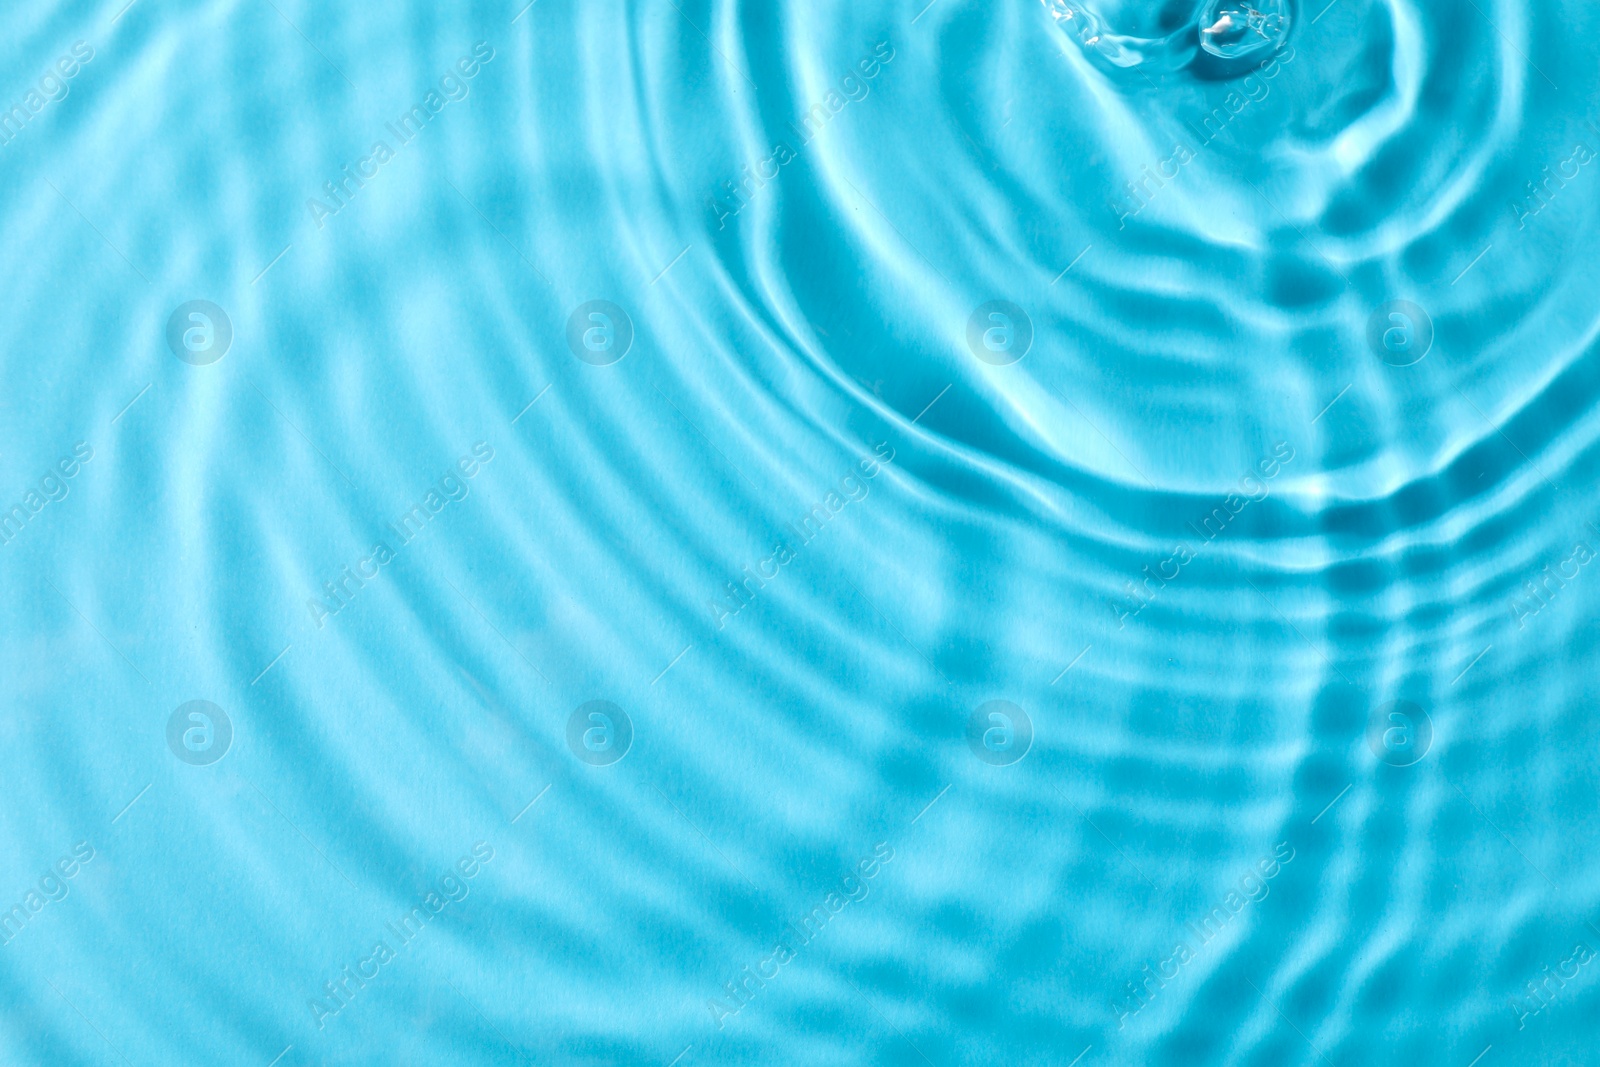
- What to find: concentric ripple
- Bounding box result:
[0,0,1598,1064]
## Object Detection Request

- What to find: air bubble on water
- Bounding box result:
[1198,0,1290,61]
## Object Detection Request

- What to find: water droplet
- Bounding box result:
[1198,0,1290,61]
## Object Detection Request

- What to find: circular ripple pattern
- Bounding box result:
[1,1,1598,1065]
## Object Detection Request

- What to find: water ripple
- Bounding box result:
[1,0,1599,1064]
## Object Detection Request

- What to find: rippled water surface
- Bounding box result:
[3,0,1600,1063]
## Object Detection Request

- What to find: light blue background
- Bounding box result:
[2,0,1598,1063]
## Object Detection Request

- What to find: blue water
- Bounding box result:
[3,0,1599,1063]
